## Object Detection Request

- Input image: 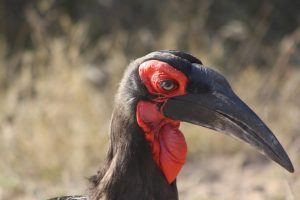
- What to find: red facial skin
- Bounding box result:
[137,60,188,184]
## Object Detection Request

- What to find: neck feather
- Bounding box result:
[88,102,179,200]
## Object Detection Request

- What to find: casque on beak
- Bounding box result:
[163,63,294,173]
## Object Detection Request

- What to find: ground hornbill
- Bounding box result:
[50,50,294,200]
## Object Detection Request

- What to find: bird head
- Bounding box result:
[117,50,294,184]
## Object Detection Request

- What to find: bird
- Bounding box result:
[49,50,294,200]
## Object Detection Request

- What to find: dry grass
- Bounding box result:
[0,18,299,200]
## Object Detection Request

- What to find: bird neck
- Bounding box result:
[136,101,187,184]
[88,102,179,200]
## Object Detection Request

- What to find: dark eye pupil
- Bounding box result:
[160,80,177,91]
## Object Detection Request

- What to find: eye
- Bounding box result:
[159,80,178,91]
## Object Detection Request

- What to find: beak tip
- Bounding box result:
[286,163,295,173]
[279,157,295,173]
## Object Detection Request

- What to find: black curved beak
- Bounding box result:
[163,64,294,173]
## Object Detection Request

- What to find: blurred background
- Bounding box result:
[0,0,299,199]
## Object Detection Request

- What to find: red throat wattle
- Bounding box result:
[136,101,187,184]
[137,60,188,184]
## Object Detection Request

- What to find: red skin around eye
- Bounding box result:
[137,60,188,184]
[139,60,188,99]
